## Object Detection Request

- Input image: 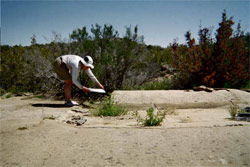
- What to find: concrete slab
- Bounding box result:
[113,89,250,110]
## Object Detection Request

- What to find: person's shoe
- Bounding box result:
[65,100,79,107]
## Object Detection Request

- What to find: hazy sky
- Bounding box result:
[1,0,249,47]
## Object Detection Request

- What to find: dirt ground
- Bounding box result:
[0,95,249,167]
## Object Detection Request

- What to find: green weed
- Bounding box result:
[228,104,239,119]
[94,96,127,117]
[239,108,249,114]
[134,108,166,126]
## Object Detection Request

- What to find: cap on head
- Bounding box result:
[81,55,94,69]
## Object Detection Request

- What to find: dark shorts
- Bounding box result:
[52,57,72,80]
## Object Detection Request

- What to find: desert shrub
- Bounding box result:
[139,79,171,90]
[134,108,166,126]
[1,42,63,94]
[1,24,165,95]
[71,24,147,92]
[2,11,248,95]
[123,79,171,90]
[171,11,249,89]
[94,96,127,116]
[1,24,156,96]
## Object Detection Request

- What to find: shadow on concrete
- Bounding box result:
[32,103,72,108]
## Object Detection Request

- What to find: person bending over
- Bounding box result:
[53,55,104,106]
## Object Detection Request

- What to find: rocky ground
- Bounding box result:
[0,91,250,167]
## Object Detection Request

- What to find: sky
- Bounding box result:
[1,0,249,47]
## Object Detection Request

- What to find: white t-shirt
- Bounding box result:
[61,55,99,89]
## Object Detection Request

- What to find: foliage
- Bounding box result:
[94,95,127,116]
[68,24,156,92]
[140,79,171,90]
[134,108,166,126]
[171,11,249,88]
[1,25,157,95]
[1,11,249,96]
[123,79,171,90]
[70,27,90,42]
[1,44,62,94]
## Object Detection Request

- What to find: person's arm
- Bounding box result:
[85,68,104,89]
[71,68,83,89]
[72,69,90,93]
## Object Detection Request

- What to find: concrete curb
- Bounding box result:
[112,89,250,110]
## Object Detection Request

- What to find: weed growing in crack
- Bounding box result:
[134,107,166,126]
[93,96,127,117]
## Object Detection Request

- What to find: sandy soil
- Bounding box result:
[0,95,250,167]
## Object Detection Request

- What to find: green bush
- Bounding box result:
[134,107,166,126]
[139,79,170,90]
[94,96,127,116]
[123,79,171,90]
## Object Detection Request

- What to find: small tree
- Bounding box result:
[30,34,37,45]
[70,27,90,42]
[213,11,248,87]
[171,11,248,88]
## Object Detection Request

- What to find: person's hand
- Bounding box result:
[82,87,90,93]
[98,83,104,89]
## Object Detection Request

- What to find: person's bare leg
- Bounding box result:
[64,80,72,101]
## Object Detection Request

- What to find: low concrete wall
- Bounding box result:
[112,89,250,110]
